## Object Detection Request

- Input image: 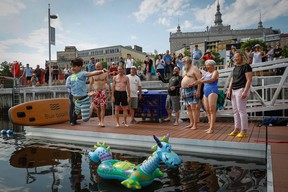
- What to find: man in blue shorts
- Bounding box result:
[181,57,202,129]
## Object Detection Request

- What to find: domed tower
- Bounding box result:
[214,1,223,26]
[176,24,181,33]
[258,11,263,29]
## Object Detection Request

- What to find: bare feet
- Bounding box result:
[116,124,120,127]
[206,129,214,134]
[173,122,179,126]
[164,118,171,122]
[185,124,193,129]
[190,126,197,130]
[121,121,129,127]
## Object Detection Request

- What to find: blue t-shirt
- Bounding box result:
[163,54,172,64]
[24,67,33,77]
[70,71,87,96]
[191,49,202,59]
[177,59,183,71]
[87,62,96,72]
[65,75,71,93]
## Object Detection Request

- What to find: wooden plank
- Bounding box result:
[248,123,260,143]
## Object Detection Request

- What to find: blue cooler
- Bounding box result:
[135,90,168,123]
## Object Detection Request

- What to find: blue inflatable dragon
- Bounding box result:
[88,134,181,189]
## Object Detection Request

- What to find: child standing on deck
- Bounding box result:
[70,57,106,122]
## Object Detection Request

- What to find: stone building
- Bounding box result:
[57,46,77,68]
[169,2,280,53]
[56,45,146,69]
[77,45,146,66]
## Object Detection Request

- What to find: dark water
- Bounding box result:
[0,115,267,192]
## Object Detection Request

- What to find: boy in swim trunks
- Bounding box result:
[70,57,106,122]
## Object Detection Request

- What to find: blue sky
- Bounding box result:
[0,0,287,68]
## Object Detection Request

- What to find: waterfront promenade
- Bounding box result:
[24,115,288,191]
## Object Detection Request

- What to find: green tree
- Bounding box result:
[282,46,288,58]
[212,50,224,65]
[183,50,191,57]
[241,39,266,51]
[200,50,224,67]
[134,59,143,68]
[0,61,13,77]
[101,61,108,69]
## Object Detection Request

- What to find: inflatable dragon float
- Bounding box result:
[88,134,182,190]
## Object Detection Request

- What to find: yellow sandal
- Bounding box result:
[228,131,239,136]
[236,133,248,138]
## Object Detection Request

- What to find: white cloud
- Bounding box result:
[93,0,108,6]
[192,0,220,28]
[44,15,64,31]
[182,20,193,30]
[192,0,288,30]
[0,28,49,67]
[222,0,288,29]
[157,17,171,27]
[166,20,204,33]
[0,0,26,17]
[133,0,189,22]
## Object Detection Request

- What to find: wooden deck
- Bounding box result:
[37,116,265,144]
[25,115,288,191]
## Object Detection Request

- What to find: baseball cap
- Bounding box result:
[131,66,137,69]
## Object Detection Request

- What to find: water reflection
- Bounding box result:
[5,142,267,192]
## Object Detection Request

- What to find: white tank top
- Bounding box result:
[125,59,134,68]
[252,52,262,64]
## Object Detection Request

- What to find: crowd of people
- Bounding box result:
[63,46,254,139]
[15,42,284,137]
[19,63,67,86]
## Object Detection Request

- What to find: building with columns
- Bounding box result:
[169,2,281,53]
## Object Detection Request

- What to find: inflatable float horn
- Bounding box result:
[153,135,162,148]
[166,133,170,141]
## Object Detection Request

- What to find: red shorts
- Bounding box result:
[93,89,107,108]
